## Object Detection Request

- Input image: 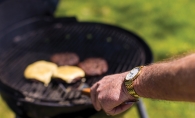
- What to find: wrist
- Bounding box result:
[133,65,148,98]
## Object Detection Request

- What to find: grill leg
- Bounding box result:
[136,99,148,118]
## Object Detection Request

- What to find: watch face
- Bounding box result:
[126,67,140,81]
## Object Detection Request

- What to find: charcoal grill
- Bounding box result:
[0,17,152,118]
[0,1,153,118]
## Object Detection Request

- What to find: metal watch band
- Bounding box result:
[124,66,144,99]
[124,81,139,98]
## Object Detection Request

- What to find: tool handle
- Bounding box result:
[81,88,91,96]
[81,88,136,104]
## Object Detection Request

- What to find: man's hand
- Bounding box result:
[90,53,195,115]
[90,72,136,116]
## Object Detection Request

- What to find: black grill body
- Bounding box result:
[0,17,152,118]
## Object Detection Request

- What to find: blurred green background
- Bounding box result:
[1,0,195,118]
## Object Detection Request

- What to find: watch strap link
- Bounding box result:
[124,66,144,99]
[125,81,139,99]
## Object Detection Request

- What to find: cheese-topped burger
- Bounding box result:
[24,60,58,86]
[53,66,85,83]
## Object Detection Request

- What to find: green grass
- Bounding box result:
[55,0,195,117]
[1,0,195,117]
[55,0,195,61]
[0,96,14,118]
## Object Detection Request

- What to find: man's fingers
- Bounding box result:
[108,102,134,116]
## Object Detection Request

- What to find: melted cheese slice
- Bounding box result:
[24,60,58,86]
[53,66,85,83]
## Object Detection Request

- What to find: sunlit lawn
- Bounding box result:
[55,0,195,118]
[0,96,14,118]
[49,0,195,117]
[1,0,195,118]
[55,0,195,61]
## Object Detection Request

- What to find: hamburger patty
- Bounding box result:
[78,57,108,76]
[50,52,79,66]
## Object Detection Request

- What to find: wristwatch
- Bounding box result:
[124,66,144,99]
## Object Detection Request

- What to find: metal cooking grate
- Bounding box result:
[0,21,152,105]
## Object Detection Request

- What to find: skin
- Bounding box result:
[90,53,195,116]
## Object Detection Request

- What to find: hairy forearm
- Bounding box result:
[134,53,195,102]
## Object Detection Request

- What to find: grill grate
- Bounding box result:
[0,21,152,105]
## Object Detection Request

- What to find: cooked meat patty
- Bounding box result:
[78,57,108,76]
[50,52,79,66]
